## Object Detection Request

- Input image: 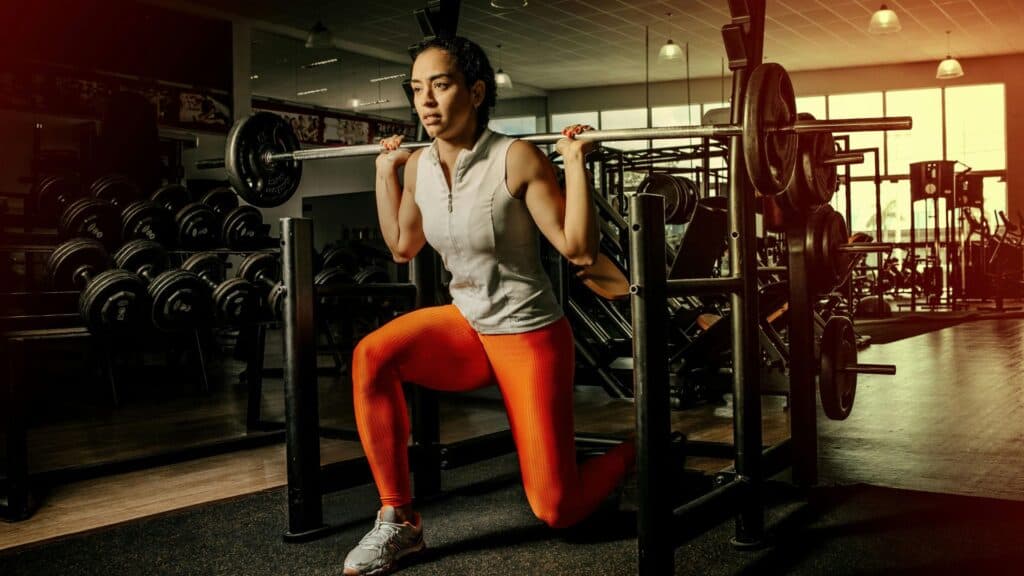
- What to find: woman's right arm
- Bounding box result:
[375,139,426,263]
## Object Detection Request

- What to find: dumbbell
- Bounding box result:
[181,252,260,325]
[150,184,220,249]
[200,186,268,249]
[87,173,181,246]
[46,238,147,332]
[35,175,120,248]
[112,239,210,331]
[237,252,285,318]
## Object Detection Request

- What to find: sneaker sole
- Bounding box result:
[349,540,427,576]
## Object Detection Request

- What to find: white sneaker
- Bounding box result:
[343,507,425,576]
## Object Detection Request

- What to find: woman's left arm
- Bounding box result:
[509,136,598,267]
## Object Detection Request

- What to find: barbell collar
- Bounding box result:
[838,242,894,254]
[823,153,865,166]
[840,363,897,376]
[260,116,913,165]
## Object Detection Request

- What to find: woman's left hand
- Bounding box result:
[556,124,597,158]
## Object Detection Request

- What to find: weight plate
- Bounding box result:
[268,282,287,319]
[321,247,355,272]
[59,198,120,249]
[237,252,279,287]
[200,186,240,216]
[148,269,208,331]
[354,266,389,285]
[91,174,140,208]
[181,252,226,283]
[175,203,219,250]
[151,184,192,212]
[820,315,857,421]
[212,278,259,325]
[79,269,146,332]
[314,266,355,286]
[113,239,169,277]
[221,205,265,249]
[637,174,680,224]
[37,174,82,221]
[121,201,175,244]
[225,112,302,208]
[804,205,849,295]
[743,63,798,197]
[48,238,109,290]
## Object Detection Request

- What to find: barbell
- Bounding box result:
[197,63,911,208]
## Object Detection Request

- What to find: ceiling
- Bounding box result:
[183,0,1024,111]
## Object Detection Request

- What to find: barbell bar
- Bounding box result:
[195,120,898,169]
[196,63,910,208]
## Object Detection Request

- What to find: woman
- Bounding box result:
[343,36,636,576]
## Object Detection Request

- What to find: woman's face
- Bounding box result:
[410,47,483,140]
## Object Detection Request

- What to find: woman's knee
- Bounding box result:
[527,491,576,529]
[351,332,398,394]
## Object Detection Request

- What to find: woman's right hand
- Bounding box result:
[376,134,412,170]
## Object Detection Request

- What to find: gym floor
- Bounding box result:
[2,315,1023,561]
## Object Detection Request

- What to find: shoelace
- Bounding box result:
[358,521,406,551]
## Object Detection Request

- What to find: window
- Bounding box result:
[599,108,649,151]
[945,84,1005,171]
[795,95,827,120]
[550,111,599,134]
[827,92,883,178]
[885,88,942,175]
[651,104,701,149]
[489,115,537,136]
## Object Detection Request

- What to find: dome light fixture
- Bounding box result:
[868,4,901,35]
[936,31,964,80]
[659,13,684,62]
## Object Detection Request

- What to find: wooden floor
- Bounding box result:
[3,318,1024,552]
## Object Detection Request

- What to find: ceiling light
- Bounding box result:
[249,74,259,81]
[490,0,528,8]
[936,30,964,80]
[304,20,333,49]
[868,4,901,35]
[349,98,361,108]
[495,43,513,89]
[370,73,407,83]
[659,13,683,62]
[302,57,339,69]
[296,88,328,96]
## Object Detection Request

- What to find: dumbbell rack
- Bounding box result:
[0,242,288,522]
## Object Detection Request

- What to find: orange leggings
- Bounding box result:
[351,304,636,528]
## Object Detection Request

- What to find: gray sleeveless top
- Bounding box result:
[414,129,563,334]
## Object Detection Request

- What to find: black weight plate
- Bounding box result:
[314,266,355,286]
[225,112,301,208]
[805,205,848,295]
[637,173,680,224]
[677,177,700,224]
[354,266,389,285]
[221,205,265,249]
[91,174,140,208]
[267,282,287,319]
[121,201,175,244]
[181,252,226,283]
[200,186,240,216]
[237,252,278,287]
[59,198,120,249]
[37,174,82,221]
[113,239,169,277]
[151,184,192,212]
[48,238,109,290]
[743,63,798,197]
[212,278,259,325]
[820,315,857,421]
[321,247,355,272]
[148,269,209,331]
[79,269,146,332]
[175,203,219,250]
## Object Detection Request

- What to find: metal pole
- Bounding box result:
[410,249,442,500]
[730,0,766,547]
[629,193,673,576]
[281,217,326,541]
[786,218,817,486]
